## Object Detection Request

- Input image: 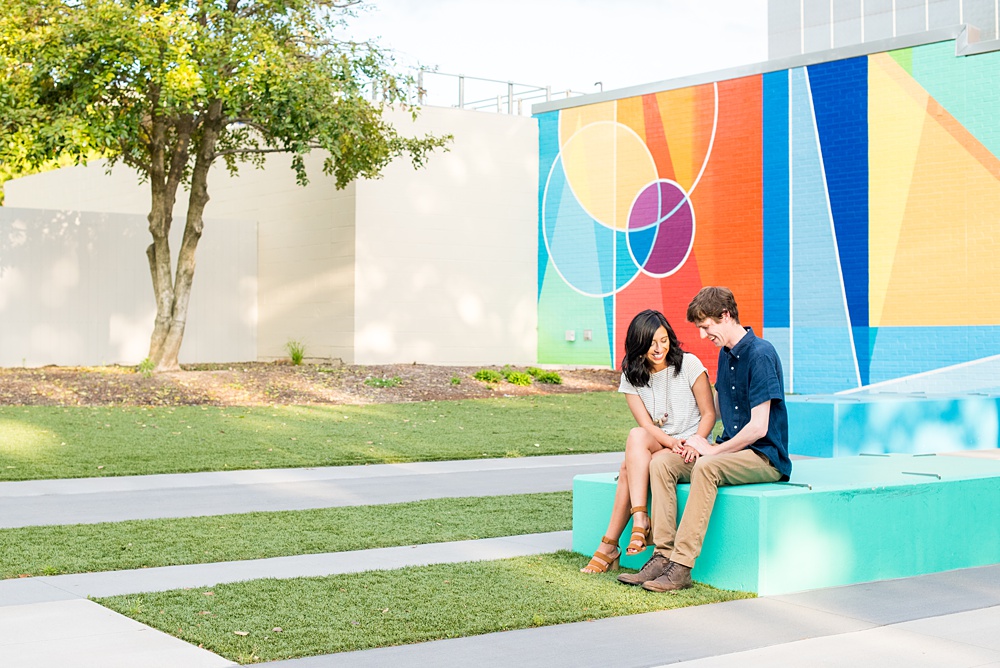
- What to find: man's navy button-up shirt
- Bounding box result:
[715,327,791,480]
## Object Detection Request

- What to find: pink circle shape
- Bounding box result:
[627,180,694,276]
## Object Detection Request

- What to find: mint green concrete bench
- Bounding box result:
[572,454,1000,595]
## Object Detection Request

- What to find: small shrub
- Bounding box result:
[285,340,305,365]
[450,376,462,385]
[473,369,504,384]
[527,366,562,384]
[505,371,533,386]
[136,358,154,378]
[364,376,402,388]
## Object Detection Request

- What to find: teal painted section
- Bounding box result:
[786,394,1000,457]
[908,41,1000,159]
[787,399,836,457]
[573,456,1000,595]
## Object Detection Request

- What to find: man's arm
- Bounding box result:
[684,400,771,456]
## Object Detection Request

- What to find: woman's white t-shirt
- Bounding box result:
[618,352,707,439]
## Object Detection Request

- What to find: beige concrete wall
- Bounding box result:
[5,105,539,366]
[6,153,357,363]
[0,207,255,366]
[354,107,538,365]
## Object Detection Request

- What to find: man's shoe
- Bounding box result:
[616,553,669,586]
[641,561,693,592]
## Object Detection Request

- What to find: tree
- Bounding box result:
[0,0,448,371]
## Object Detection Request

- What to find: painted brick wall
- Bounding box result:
[536,36,1000,395]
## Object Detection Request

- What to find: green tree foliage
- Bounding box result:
[0,0,448,370]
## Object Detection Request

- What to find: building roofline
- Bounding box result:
[532,24,1000,115]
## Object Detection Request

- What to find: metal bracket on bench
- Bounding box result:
[775,481,812,490]
[902,471,942,480]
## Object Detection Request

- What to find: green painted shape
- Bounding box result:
[907,40,1000,158]
[537,259,611,365]
[573,455,1000,594]
[888,47,913,74]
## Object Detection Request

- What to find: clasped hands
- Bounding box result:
[670,434,714,463]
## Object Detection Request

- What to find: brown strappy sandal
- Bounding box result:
[580,535,621,573]
[626,506,651,556]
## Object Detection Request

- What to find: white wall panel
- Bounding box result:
[354,108,538,366]
[0,208,256,366]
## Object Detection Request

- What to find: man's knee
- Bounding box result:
[691,455,725,486]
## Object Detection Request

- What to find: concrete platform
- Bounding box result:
[573,454,1000,594]
[787,393,1000,457]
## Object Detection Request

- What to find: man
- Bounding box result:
[618,286,791,591]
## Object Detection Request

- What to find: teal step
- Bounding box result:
[573,454,1000,595]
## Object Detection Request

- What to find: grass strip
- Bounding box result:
[1,492,570,579]
[98,551,753,663]
[0,393,629,480]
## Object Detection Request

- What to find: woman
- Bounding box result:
[581,309,716,573]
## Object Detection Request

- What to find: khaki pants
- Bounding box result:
[649,449,780,568]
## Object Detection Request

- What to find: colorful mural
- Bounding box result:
[537,39,1000,394]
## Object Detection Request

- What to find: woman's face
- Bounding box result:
[645,325,670,371]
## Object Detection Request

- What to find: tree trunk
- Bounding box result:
[147,101,222,373]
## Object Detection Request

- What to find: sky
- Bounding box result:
[347,0,770,112]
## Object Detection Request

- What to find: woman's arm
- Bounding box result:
[625,393,681,451]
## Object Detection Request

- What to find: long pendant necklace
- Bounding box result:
[650,374,669,427]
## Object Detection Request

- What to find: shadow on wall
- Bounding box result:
[0,208,256,367]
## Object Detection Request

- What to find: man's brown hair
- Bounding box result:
[686,286,740,324]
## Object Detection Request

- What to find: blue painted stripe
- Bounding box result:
[536,111,560,299]
[763,70,790,328]
[807,57,870,384]
[789,67,860,393]
[869,326,1000,384]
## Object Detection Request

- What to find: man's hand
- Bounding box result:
[683,434,716,456]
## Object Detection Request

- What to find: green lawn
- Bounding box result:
[1,492,569,579]
[99,552,753,663]
[0,393,631,480]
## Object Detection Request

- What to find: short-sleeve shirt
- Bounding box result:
[618,352,707,439]
[715,327,791,480]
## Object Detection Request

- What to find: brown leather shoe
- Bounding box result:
[641,561,693,592]
[616,553,669,586]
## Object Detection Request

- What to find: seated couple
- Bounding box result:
[581,287,791,592]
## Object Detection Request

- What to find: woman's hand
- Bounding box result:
[679,444,700,463]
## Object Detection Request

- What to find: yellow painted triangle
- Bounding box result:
[868,53,926,327]
[559,102,615,149]
[617,95,646,145]
[880,103,1000,326]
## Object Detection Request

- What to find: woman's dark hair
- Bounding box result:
[621,309,685,387]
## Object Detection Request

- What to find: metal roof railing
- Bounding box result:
[412,70,586,115]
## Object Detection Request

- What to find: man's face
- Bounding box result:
[694,315,727,348]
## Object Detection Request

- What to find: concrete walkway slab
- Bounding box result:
[1,531,570,602]
[663,608,1000,667]
[0,599,234,668]
[0,453,622,528]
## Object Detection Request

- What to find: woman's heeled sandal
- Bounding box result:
[580,535,621,573]
[626,505,651,556]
